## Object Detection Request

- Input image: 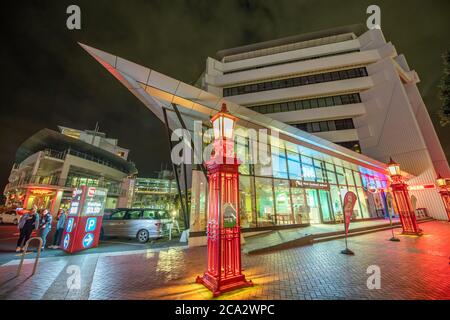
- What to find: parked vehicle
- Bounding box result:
[101,208,172,243]
[0,209,23,225]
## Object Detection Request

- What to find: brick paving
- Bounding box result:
[0,220,449,300]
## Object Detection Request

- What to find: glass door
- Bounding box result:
[318,190,333,222]
[305,189,321,224]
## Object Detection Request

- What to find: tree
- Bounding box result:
[438,49,450,126]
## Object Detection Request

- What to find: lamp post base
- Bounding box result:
[389,236,400,242]
[340,248,354,255]
[196,273,253,297]
[401,231,423,236]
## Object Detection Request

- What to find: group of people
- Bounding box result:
[16,206,67,253]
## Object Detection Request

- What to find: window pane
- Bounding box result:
[312,122,321,132]
[302,100,311,109]
[255,177,275,227]
[291,187,307,224]
[111,210,126,220]
[357,188,370,218]
[325,97,334,106]
[333,96,342,105]
[287,151,301,179]
[142,210,156,219]
[345,168,355,186]
[272,146,288,179]
[274,179,293,225]
[125,210,141,220]
[239,176,256,228]
[254,140,272,176]
[336,166,346,185]
[302,164,316,181]
[318,98,326,107]
[330,185,343,220]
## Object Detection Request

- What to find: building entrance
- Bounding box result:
[305,189,321,224]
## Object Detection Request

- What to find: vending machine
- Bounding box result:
[61,186,107,254]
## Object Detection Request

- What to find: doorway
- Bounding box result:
[305,189,321,224]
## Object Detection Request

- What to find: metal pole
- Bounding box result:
[17,237,43,277]
[162,108,188,229]
[388,207,400,242]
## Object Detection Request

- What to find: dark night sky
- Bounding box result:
[1,0,450,190]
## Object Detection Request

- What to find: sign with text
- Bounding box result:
[290,180,330,190]
[343,191,357,236]
[61,186,107,254]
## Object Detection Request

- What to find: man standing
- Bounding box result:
[39,209,53,250]
[50,209,66,249]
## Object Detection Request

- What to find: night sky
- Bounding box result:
[1,0,450,190]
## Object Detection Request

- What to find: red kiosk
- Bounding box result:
[196,103,253,297]
[436,174,450,221]
[387,158,422,235]
[61,186,107,253]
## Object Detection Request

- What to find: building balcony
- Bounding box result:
[4,174,123,197]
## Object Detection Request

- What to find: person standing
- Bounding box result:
[16,206,39,252]
[50,209,66,249]
[39,209,53,250]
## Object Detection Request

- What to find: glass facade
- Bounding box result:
[293,118,355,133]
[248,93,361,114]
[223,67,368,97]
[192,125,389,230]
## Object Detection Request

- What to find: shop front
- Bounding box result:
[6,187,71,214]
[190,129,390,233]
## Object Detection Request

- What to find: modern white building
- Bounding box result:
[4,126,137,214]
[78,24,450,235]
[202,25,450,221]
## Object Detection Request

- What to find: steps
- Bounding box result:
[313,217,434,243]
[243,217,434,254]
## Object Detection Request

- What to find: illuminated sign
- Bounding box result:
[290,180,330,190]
[407,184,436,191]
[63,234,70,249]
[84,202,102,215]
[69,202,79,215]
[66,218,75,233]
[367,182,378,194]
[82,233,94,248]
[85,217,97,232]
[30,189,53,195]
[88,187,96,197]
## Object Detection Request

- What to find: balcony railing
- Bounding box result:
[4,174,123,196]
[41,148,126,172]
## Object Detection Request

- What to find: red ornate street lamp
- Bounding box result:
[387,157,422,235]
[436,173,450,221]
[196,103,253,297]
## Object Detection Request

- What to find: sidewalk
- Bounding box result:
[0,221,449,300]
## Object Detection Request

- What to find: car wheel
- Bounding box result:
[136,229,149,243]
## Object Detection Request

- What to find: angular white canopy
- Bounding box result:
[79,43,388,173]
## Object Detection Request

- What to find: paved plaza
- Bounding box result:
[0,220,448,300]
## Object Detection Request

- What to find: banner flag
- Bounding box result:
[343,191,357,236]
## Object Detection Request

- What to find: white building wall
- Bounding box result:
[202,27,449,220]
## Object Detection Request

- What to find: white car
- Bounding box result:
[0,210,21,225]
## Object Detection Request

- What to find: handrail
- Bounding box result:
[16,237,43,277]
